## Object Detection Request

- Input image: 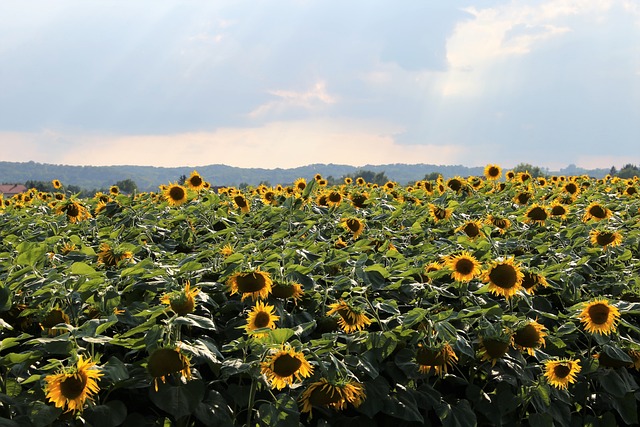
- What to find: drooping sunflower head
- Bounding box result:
[227,271,273,301]
[52,179,62,189]
[446,177,464,192]
[513,191,532,205]
[147,347,192,391]
[56,200,92,223]
[549,202,569,219]
[40,308,71,336]
[484,164,502,180]
[486,214,511,233]
[415,342,458,376]
[185,170,205,191]
[300,377,366,414]
[478,334,513,367]
[261,345,314,390]
[520,271,549,294]
[97,243,133,268]
[563,182,579,196]
[589,229,623,250]
[513,320,547,356]
[271,281,304,302]
[445,251,481,282]
[483,257,524,299]
[429,204,452,222]
[524,204,548,225]
[342,217,365,239]
[578,299,620,335]
[582,202,612,222]
[518,172,531,183]
[349,192,369,209]
[163,183,188,206]
[246,300,280,336]
[44,355,102,413]
[326,191,343,207]
[233,194,250,213]
[160,281,200,316]
[456,220,484,240]
[326,300,372,333]
[544,359,581,390]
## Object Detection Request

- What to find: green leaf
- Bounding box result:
[528,413,553,427]
[149,379,205,420]
[257,394,300,427]
[174,314,217,331]
[0,283,11,312]
[610,392,638,425]
[384,387,423,423]
[28,400,63,427]
[84,401,128,427]
[403,307,427,328]
[102,356,131,383]
[15,242,47,266]
[435,399,477,427]
[194,390,234,427]
[70,261,98,276]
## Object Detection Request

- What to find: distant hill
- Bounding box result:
[0,161,609,192]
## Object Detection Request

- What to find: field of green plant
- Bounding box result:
[1,167,639,426]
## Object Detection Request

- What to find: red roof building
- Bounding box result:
[0,184,28,197]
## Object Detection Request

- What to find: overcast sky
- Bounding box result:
[1,0,639,170]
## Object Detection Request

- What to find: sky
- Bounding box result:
[0,0,639,171]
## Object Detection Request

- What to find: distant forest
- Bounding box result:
[0,160,631,195]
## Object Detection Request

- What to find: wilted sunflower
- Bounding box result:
[524,204,548,225]
[445,252,481,282]
[582,202,612,222]
[261,345,313,390]
[342,217,365,239]
[478,335,513,367]
[429,204,452,222]
[56,200,92,223]
[160,281,200,316]
[97,243,133,267]
[486,214,511,233]
[578,299,620,335]
[327,300,372,333]
[227,271,273,301]
[415,342,458,376]
[233,194,250,213]
[163,183,188,206]
[589,229,623,250]
[271,281,304,302]
[147,347,192,391]
[52,179,62,189]
[484,164,502,180]
[513,320,547,356]
[40,308,71,336]
[521,271,549,294]
[185,170,205,191]
[300,377,366,414]
[483,257,524,299]
[44,355,102,413]
[544,359,581,390]
[334,237,348,249]
[456,220,484,240]
[246,300,279,336]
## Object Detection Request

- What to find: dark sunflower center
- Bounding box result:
[564,183,578,194]
[271,284,295,298]
[488,167,500,177]
[527,207,547,221]
[447,179,462,192]
[328,192,342,203]
[463,223,480,237]
[521,272,537,290]
[551,205,567,216]
[169,186,185,201]
[514,324,541,348]
[626,187,637,195]
[42,309,69,328]
[309,386,343,405]
[516,193,531,204]
[297,182,306,190]
[189,175,203,186]
[482,338,510,358]
[273,354,302,377]
[66,204,80,217]
[433,207,447,219]
[234,195,247,208]
[236,273,267,293]
[264,191,275,201]
[455,258,475,275]
[493,218,508,229]
[489,264,518,289]
[351,194,367,207]
[148,349,186,378]
[596,233,616,246]
[589,205,606,218]
[553,364,571,379]
[60,373,87,399]
[587,303,610,325]
[346,219,361,233]
[416,347,445,366]
[254,311,271,328]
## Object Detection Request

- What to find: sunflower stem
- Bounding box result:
[246,376,258,427]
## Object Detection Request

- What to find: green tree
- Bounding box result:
[114,179,138,194]
[617,164,639,179]
[511,163,548,178]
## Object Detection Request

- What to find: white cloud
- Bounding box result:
[248,81,337,119]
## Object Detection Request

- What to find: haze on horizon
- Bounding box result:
[0,1,639,171]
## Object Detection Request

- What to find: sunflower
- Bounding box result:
[52,179,62,189]
[334,237,348,249]
[261,345,313,390]
[40,308,71,336]
[349,192,369,208]
[549,202,569,219]
[543,359,581,390]
[513,192,532,205]
[344,177,353,185]
[261,190,278,205]
[326,300,372,333]
[582,202,612,222]
[518,172,531,183]
[446,177,464,192]
[624,186,637,197]
[478,335,513,366]
[484,164,502,180]
[578,299,620,335]
[513,320,547,356]
[342,217,365,239]
[56,200,92,223]
[524,204,548,225]
[163,183,188,206]
[227,271,273,301]
[160,281,200,316]
[185,170,205,191]
[415,342,458,376]
[246,301,279,336]
[317,178,328,187]
[423,261,443,282]
[486,214,511,233]
[505,171,516,181]
[147,347,192,391]
[300,377,366,414]
[220,244,234,258]
[109,185,119,196]
[44,355,102,413]
[429,204,452,222]
[445,252,481,282]
[96,243,133,267]
[326,191,343,207]
[233,194,250,213]
[355,177,366,186]
[383,181,396,191]
[589,229,623,250]
[271,281,304,302]
[456,220,484,240]
[483,257,524,299]
[521,271,549,294]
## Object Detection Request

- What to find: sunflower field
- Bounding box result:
[1,167,640,426]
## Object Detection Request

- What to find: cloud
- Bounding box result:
[248,81,336,119]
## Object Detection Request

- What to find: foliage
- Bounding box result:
[0,170,639,426]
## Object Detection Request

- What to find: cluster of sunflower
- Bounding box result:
[1,166,639,425]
